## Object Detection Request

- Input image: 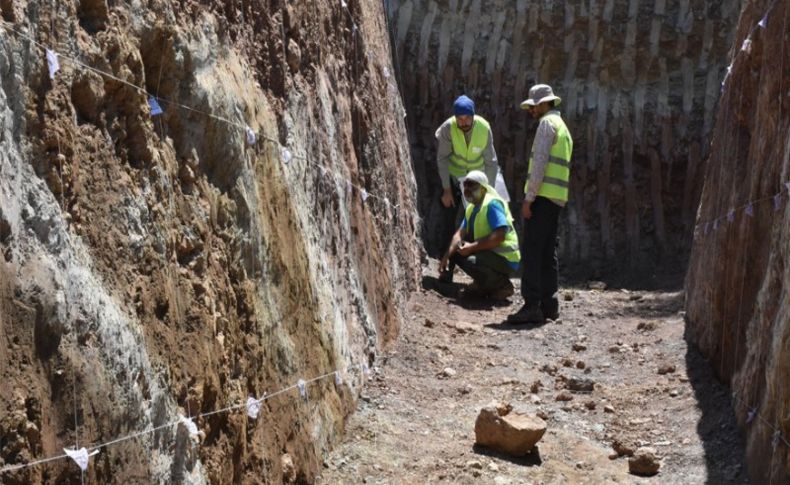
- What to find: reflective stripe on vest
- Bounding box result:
[449,115,491,178]
[525,113,573,203]
[464,191,521,264]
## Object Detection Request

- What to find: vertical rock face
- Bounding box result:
[0,1,419,483]
[388,0,739,274]
[685,0,790,482]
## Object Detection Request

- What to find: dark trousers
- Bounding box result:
[439,182,464,258]
[450,250,515,291]
[521,196,561,312]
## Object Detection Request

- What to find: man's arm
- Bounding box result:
[440,226,467,271]
[436,122,453,189]
[483,128,499,185]
[458,228,506,256]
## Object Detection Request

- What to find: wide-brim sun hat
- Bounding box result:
[520,84,561,109]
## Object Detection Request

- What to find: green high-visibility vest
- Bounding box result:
[464,191,521,265]
[524,113,573,203]
[448,115,491,179]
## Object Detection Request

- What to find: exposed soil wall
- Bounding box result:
[685,0,790,482]
[0,1,419,483]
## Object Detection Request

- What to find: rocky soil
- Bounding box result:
[319,266,749,484]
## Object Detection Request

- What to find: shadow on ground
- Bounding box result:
[684,327,749,484]
[472,444,543,467]
[421,276,511,310]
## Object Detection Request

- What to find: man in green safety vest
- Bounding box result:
[439,170,520,300]
[436,95,506,283]
[508,84,573,323]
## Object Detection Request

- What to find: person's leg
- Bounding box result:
[455,251,512,290]
[540,203,561,319]
[509,197,552,322]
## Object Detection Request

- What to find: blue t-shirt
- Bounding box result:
[460,200,518,270]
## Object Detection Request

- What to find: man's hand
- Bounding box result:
[521,200,533,220]
[441,187,455,208]
[457,241,474,257]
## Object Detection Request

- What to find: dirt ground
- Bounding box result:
[318,263,749,484]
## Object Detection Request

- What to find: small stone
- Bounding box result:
[585,400,596,410]
[494,476,511,485]
[536,410,550,420]
[567,377,595,393]
[466,460,483,470]
[563,292,574,301]
[612,439,635,457]
[576,361,586,369]
[604,405,616,414]
[572,343,587,352]
[488,462,500,472]
[629,447,661,476]
[530,380,542,393]
[556,391,573,402]
[562,358,574,367]
[530,395,542,404]
[440,367,457,378]
[608,345,620,353]
[669,389,679,397]
[658,364,676,375]
[541,364,558,376]
[424,318,436,328]
[637,321,656,331]
[588,281,607,291]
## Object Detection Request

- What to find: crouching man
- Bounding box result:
[439,170,520,300]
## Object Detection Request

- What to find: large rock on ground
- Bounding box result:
[474,401,546,455]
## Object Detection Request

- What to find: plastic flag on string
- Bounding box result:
[341,0,348,8]
[773,429,782,448]
[179,415,199,439]
[774,194,782,212]
[346,181,353,193]
[745,204,755,217]
[297,379,307,400]
[280,147,293,164]
[747,408,757,424]
[334,371,343,386]
[703,222,710,235]
[741,38,752,54]
[46,49,60,80]
[148,97,164,116]
[362,362,370,378]
[727,210,735,223]
[64,447,99,472]
[246,397,262,419]
[245,126,257,146]
[361,189,369,202]
[721,65,731,93]
[383,67,391,79]
[758,13,768,29]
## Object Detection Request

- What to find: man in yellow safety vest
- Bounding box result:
[508,84,573,323]
[439,170,520,301]
[436,95,502,282]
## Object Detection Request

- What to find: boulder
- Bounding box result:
[475,401,546,455]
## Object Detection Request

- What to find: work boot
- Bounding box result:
[490,281,515,301]
[542,302,559,320]
[507,303,544,323]
[439,269,454,283]
[459,282,487,299]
